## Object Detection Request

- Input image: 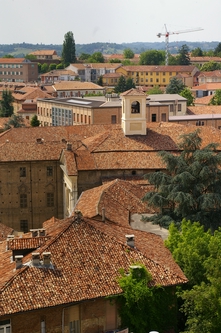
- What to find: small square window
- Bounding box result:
[47,166,53,177]
[20,167,26,177]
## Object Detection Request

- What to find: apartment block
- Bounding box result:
[0,58,38,83]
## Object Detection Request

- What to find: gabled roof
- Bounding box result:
[12,87,52,101]
[120,88,146,96]
[30,50,57,56]
[75,179,153,225]
[192,83,221,90]
[0,214,187,315]
[52,81,104,91]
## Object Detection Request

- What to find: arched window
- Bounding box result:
[131,101,140,113]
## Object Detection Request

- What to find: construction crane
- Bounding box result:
[157,24,204,65]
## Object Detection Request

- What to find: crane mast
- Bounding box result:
[157,24,204,65]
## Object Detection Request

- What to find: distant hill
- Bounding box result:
[0,41,219,58]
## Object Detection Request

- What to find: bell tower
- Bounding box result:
[121,88,147,135]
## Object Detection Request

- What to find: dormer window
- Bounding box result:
[131,101,140,114]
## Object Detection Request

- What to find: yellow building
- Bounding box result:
[116,65,199,88]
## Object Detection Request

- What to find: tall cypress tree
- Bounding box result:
[143,130,221,231]
[62,31,76,66]
[0,90,14,117]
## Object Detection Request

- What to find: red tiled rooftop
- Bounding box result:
[0,214,187,315]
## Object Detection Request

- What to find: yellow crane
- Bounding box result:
[157,24,204,65]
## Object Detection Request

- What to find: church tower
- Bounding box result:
[121,88,147,136]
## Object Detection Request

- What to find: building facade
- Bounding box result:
[0,58,38,83]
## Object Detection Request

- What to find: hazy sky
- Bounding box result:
[1,0,220,45]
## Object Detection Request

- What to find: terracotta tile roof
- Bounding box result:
[198,70,221,78]
[13,87,52,101]
[75,179,153,225]
[190,57,221,62]
[103,73,121,78]
[0,58,26,63]
[0,223,14,240]
[52,81,104,91]
[70,63,120,69]
[120,65,197,72]
[0,214,187,315]
[194,95,213,105]
[1,123,221,165]
[192,83,221,90]
[120,88,146,96]
[30,50,57,56]
[41,69,78,77]
[187,105,221,115]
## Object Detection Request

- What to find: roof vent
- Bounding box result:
[125,234,135,248]
[42,252,51,266]
[32,252,40,266]
[15,255,23,269]
[36,138,44,144]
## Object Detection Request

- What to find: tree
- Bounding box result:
[97,75,103,86]
[139,50,164,65]
[180,87,195,106]
[0,90,14,117]
[165,220,221,333]
[116,264,177,333]
[166,77,186,94]
[209,89,221,105]
[40,63,49,74]
[56,63,65,70]
[78,53,91,61]
[30,115,40,127]
[114,75,127,93]
[191,47,203,57]
[2,54,14,58]
[62,31,76,65]
[4,114,25,130]
[214,42,221,56]
[88,52,104,63]
[201,61,221,71]
[125,77,135,90]
[123,48,134,59]
[147,86,164,95]
[49,63,57,71]
[109,58,121,63]
[25,54,37,61]
[142,130,221,231]
[176,44,190,65]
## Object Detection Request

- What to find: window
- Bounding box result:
[163,78,166,83]
[47,166,53,177]
[47,193,54,207]
[170,105,174,112]
[178,104,182,112]
[20,220,28,233]
[131,101,140,113]
[111,115,116,124]
[20,194,27,208]
[0,319,11,333]
[152,114,156,122]
[69,320,80,333]
[20,167,26,177]
[150,78,153,82]
[156,78,159,83]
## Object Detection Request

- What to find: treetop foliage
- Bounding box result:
[62,31,76,65]
[166,76,186,94]
[143,130,221,231]
[0,90,14,117]
[165,219,221,332]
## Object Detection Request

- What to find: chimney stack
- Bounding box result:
[125,234,135,248]
[42,252,51,266]
[66,142,72,151]
[32,252,40,266]
[15,255,23,269]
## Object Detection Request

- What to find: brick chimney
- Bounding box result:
[125,234,135,248]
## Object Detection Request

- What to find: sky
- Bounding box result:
[1,0,220,45]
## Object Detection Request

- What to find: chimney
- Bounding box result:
[15,255,23,269]
[42,252,51,266]
[74,210,82,223]
[39,229,46,237]
[66,142,72,151]
[125,234,135,248]
[32,252,40,266]
[102,207,105,222]
[30,229,38,237]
